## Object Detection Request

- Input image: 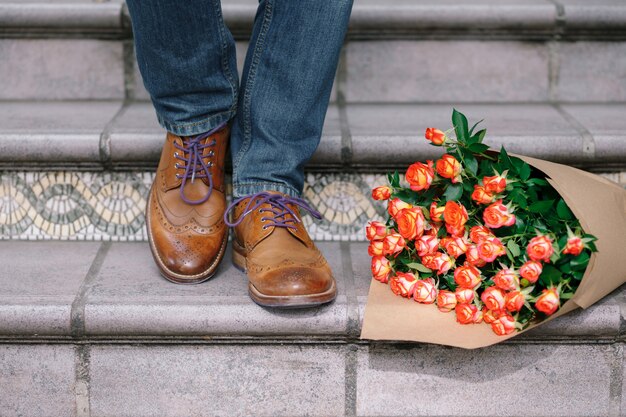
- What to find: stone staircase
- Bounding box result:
[1,0,626,416]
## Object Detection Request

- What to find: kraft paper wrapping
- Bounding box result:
[360,155,626,349]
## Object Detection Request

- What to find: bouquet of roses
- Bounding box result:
[361,109,626,348]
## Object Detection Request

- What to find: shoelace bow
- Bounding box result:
[223,192,322,230]
[174,122,226,205]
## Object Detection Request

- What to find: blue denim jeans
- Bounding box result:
[126,0,353,197]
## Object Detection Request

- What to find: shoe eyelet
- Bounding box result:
[208,162,213,167]
[175,163,180,169]
[262,225,268,230]
[174,152,179,157]
[208,150,215,157]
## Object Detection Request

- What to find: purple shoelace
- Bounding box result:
[174,122,226,205]
[224,192,322,230]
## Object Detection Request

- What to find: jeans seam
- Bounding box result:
[232,0,274,185]
[233,181,300,197]
[157,108,234,136]
[213,0,238,114]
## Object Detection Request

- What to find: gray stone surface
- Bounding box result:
[0,101,122,163]
[560,0,626,31]
[345,41,550,103]
[0,39,124,100]
[356,343,618,416]
[556,42,626,102]
[348,103,586,165]
[0,344,76,417]
[89,344,346,417]
[0,241,100,335]
[83,241,350,336]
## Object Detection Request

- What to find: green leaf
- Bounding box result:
[528,178,549,187]
[528,199,554,214]
[452,109,469,143]
[571,252,591,271]
[539,264,562,287]
[468,143,490,154]
[519,163,532,181]
[405,263,433,274]
[556,199,574,220]
[464,153,478,176]
[507,240,521,257]
[443,183,463,202]
[468,119,484,136]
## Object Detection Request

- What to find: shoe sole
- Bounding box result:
[231,240,337,308]
[146,184,228,285]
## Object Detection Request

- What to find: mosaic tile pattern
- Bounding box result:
[1,170,624,242]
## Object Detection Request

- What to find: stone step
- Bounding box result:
[0,240,624,416]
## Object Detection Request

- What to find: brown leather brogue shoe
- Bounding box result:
[224,191,336,308]
[146,123,230,284]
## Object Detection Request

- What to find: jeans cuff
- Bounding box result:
[232,182,301,199]
[157,108,236,136]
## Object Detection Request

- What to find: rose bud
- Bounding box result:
[465,244,487,267]
[387,198,412,218]
[469,225,493,244]
[405,160,435,191]
[430,202,445,223]
[472,309,484,324]
[396,207,425,241]
[413,278,438,304]
[519,260,542,284]
[437,290,457,312]
[441,236,468,259]
[454,264,482,289]
[389,272,418,298]
[372,186,391,201]
[443,201,468,237]
[436,154,462,183]
[481,286,506,311]
[505,290,525,312]
[491,314,516,336]
[483,199,516,229]
[366,221,387,241]
[383,233,406,256]
[483,175,507,194]
[535,287,560,315]
[471,185,495,205]
[477,237,506,263]
[527,235,554,263]
[371,255,392,283]
[562,236,584,256]
[494,268,519,291]
[367,240,384,256]
[416,234,439,257]
[455,303,479,325]
[455,288,475,304]
[425,127,446,145]
[482,308,504,324]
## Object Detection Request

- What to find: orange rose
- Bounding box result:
[383,233,406,256]
[469,225,493,244]
[371,255,392,283]
[367,240,384,256]
[494,268,519,291]
[365,221,387,241]
[562,236,584,256]
[505,290,525,312]
[454,264,482,289]
[436,154,462,183]
[477,237,506,263]
[483,175,507,194]
[455,288,475,304]
[389,272,418,298]
[443,201,468,237]
[425,127,446,145]
[372,186,391,201]
[437,290,457,312]
[396,207,425,241]
[441,236,468,259]
[471,185,495,205]
[416,234,439,257]
[422,252,453,275]
[429,202,445,223]
[519,260,542,284]
[483,308,504,324]
[387,198,412,218]
[535,287,560,315]
[455,303,480,325]
[483,199,516,229]
[405,160,434,191]
[527,235,554,263]
[491,314,516,336]
[413,278,437,304]
[481,286,506,311]
[465,244,487,267]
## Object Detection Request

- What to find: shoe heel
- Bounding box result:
[231,241,247,272]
